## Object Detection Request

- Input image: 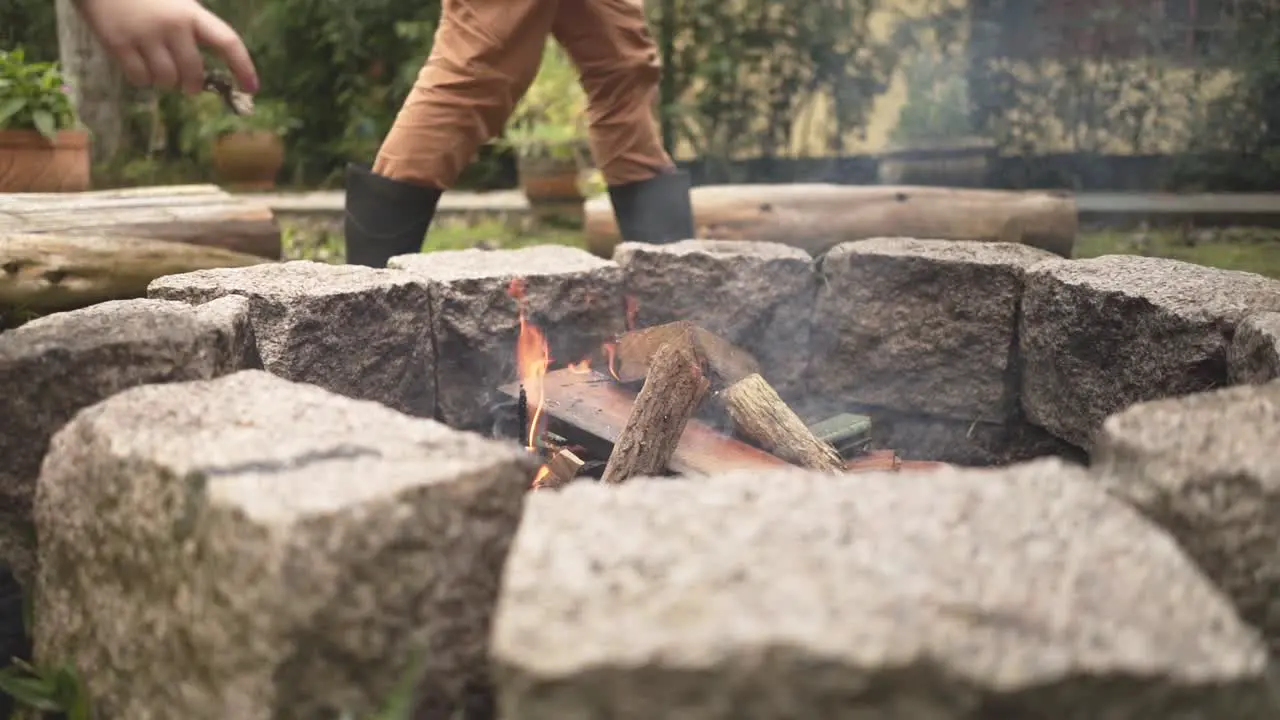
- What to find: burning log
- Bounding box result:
[606,320,841,474]
[721,373,843,471]
[602,331,711,485]
[534,449,585,490]
[608,320,759,384]
[497,370,787,474]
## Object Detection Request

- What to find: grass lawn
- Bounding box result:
[283,217,1280,280]
[1073,226,1280,278]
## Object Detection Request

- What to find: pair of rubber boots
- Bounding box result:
[342,163,695,267]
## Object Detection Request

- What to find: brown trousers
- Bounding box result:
[373,0,673,189]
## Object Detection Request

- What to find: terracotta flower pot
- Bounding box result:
[211,130,285,190]
[517,154,585,203]
[0,129,91,193]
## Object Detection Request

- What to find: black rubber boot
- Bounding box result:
[607,169,695,244]
[343,163,442,267]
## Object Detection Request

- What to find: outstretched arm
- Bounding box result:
[72,0,259,95]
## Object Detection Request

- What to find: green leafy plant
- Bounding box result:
[0,48,78,139]
[179,94,300,160]
[499,42,589,163]
[889,51,976,145]
[0,659,92,720]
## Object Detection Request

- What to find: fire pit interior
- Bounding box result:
[134,236,1280,489]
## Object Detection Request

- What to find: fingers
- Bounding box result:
[140,41,180,90]
[193,7,259,93]
[167,27,207,94]
[116,47,152,87]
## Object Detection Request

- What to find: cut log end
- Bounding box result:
[534,449,586,491]
[601,332,711,485]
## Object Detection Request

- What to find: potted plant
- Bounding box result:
[0,49,89,192]
[184,94,299,190]
[499,42,591,220]
[878,50,994,188]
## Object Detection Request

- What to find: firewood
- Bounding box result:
[602,331,711,485]
[721,373,843,472]
[610,320,759,385]
[497,369,788,475]
[535,449,585,490]
[845,450,901,473]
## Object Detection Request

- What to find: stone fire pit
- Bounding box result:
[2,239,1280,718]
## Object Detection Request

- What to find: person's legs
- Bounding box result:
[552,0,694,244]
[345,0,556,266]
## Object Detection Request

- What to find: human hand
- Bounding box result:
[74,0,258,95]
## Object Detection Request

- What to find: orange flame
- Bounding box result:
[507,278,550,457]
[624,295,639,331]
[531,466,553,489]
[601,342,622,381]
[567,359,591,374]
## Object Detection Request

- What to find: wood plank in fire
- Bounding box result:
[498,368,788,475]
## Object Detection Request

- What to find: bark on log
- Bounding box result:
[721,373,843,472]
[609,320,760,385]
[585,184,1078,258]
[0,184,281,259]
[0,233,269,312]
[602,333,711,485]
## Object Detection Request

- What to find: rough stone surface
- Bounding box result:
[34,370,536,720]
[1229,311,1280,385]
[492,460,1275,719]
[390,246,623,430]
[614,240,815,396]
[149,261,433,417]
[0,296,257,532]
[809,239,1057,423]
[1021,255,1280,448]
[1092,380,1280,656]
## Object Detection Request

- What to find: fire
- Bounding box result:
[602,342,622,381]
[624,295,639,331]
[507,278,549,452]
[505,286,643,488]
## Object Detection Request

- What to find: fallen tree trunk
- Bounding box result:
[602,331,711,485]
[585,184,1077,258]
[0,233,269,312]
[0,184,281,259]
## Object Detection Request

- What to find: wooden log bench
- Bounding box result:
[0,185,279,314]
[585,184,1078,259]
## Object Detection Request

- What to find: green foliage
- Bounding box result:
[178,93,299,159]
[0,49,78,139]
[889,51,974,145]
[0,0,58,63]
[210,0,444,185]
[0,659,92,720]
[500,42,589,162]
[651,0,895,169]
[1173,0,1280,188]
